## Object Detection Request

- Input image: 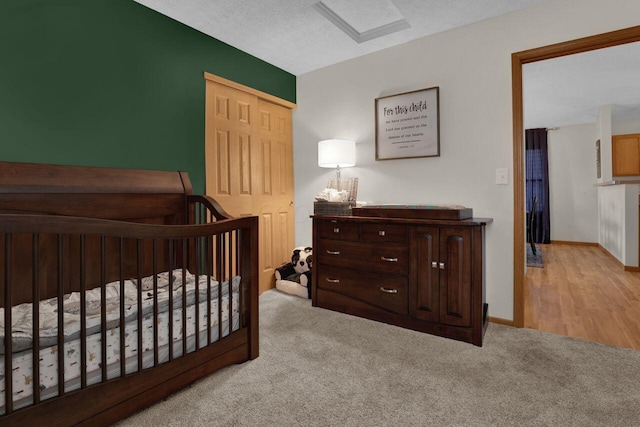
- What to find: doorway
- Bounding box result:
[512,25,640,327]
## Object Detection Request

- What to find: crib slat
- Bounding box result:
[32,234,41,405]
[100,237,107,383]
[227,232,233,332]
[4,233,13,414]
[136,240,143,373]
[119,238,126,377]
[236,230,242,329]
[181,240,187,357]
[168,239,174,362]
[80,235,87,389]
[57,234,65,397]
[194,236,201,351]
[206,236,212,346]
[217,234,223,341]
[152,239,159,367]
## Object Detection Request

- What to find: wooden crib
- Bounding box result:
[0,161,259,426]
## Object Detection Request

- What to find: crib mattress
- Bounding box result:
[0,271,240,412]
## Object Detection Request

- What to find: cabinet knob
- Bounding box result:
[439,262,445,269]
[333,227,340,233]
[380,256,398,262]
[325,278,340,283]
[378,230,386,236]
[326,250,341,255]
[380,287,398,294]
[431,261,438,268]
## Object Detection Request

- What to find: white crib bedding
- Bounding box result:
[0,270,238,354]
[0,271,240,411]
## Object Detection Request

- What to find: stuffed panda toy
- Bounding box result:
[275,246,312,299]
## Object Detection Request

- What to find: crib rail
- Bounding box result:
[0,209,258,420]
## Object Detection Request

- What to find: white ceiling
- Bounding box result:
[134,0,549,75]
[134,0,640,129]
[524,41,640,129]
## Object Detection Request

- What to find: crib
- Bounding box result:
[0,161,259,426]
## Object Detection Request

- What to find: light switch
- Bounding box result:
[496,168,508,185]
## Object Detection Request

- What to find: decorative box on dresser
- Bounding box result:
[311,207,492,346]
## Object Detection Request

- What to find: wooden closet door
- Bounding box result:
[205,76,295,293]
[205,81,258,217]
[256,99,295,291]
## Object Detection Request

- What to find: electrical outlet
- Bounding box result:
[496,168,508,185]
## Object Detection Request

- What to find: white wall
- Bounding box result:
[613,116,640,135]
[292,0,640,321]
[548,125,599,243]
[598,105,613,183]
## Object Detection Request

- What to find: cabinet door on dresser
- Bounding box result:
[410,227,472,327]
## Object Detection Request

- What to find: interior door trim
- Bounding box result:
[511,25,640,328]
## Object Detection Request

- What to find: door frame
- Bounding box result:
[511,25,640,327]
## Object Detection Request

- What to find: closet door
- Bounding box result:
[256,99,295,290]
[205,75,295,293]
[205,80,258,218]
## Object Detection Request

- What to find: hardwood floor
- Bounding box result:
[524,243,640,351]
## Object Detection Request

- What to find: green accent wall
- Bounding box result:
[0,0,296,194]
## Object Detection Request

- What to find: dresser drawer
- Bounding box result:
[360,223,408,244]
[317,239,408,275]
[317,220,359,241]
[317,266,408,315]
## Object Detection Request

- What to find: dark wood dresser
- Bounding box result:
[311,209,492,346]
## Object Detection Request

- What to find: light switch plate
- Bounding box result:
[496,168,508,185]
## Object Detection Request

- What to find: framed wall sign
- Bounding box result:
[375,86,440,160]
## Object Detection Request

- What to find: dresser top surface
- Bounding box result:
[311,215,493,227]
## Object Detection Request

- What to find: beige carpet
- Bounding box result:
[117,289,640,427]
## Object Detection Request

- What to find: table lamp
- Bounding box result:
[318,139,356,178]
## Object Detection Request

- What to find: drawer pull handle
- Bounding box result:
[326,250,341,255]
[378,230,386,236]
[333,227,340,233]
[326,278,340,283]
[381,256,398,262]
[380,287,398,294]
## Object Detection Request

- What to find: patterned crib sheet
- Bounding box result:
[0,271,240,411]
[0,270,238,354]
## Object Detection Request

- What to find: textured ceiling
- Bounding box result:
[134,0,549,75]
[134,0,640,129]
[524,41,640,129]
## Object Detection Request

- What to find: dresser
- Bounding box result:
[312,211,492,346]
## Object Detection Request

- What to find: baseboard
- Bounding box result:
[488,316,515,327]
[550,240,598,246]
[597,244,640,271]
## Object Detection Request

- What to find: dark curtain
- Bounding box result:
[525,128,550,244]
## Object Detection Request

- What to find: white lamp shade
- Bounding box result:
[318,139,356,168]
